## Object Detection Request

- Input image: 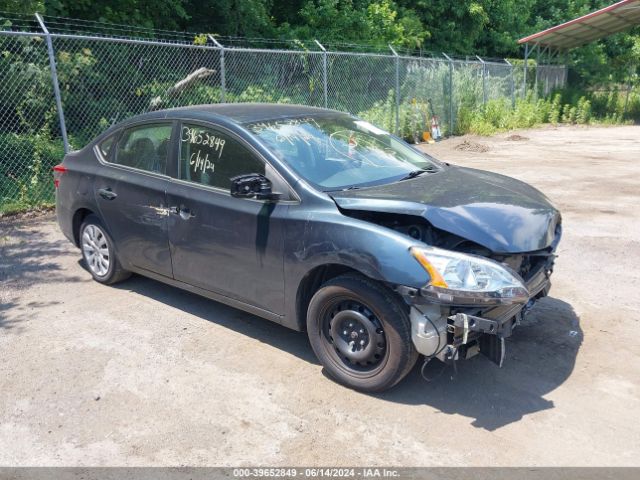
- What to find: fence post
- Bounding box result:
[389,45,400,135]
[623,67,633,118]
[314,40,328,108]
[208,35,226,102]
[523,43,529,98]
[505,58,515,108]
[35,13,70,153]
[476,55,487,104]
[443,53,454,135]
[534,43,540,98]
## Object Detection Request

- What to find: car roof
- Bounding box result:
[125,103,346,125]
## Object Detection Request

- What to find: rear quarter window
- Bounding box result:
[98,135,116,158]
[113,123,173,174]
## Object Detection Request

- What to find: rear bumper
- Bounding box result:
[55,200,76,246]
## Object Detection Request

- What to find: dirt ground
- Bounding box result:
[1,125,639,466]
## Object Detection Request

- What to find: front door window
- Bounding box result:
[179,124,265,189]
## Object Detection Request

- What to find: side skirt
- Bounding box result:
[127,265,288,328]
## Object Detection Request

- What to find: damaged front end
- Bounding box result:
[398,242,558,367]
[328,165,563,369]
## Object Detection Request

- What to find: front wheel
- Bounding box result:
[307,274,418,392]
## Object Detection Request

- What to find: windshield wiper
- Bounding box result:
[325,185,361,192]
[399,169,433,181]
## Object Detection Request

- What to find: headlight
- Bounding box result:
[410,246,529,305]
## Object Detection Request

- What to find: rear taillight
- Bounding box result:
[53,164,67,188]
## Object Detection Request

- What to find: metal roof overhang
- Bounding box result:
[518,0,640,50]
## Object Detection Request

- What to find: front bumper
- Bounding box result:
[406,263,553,367]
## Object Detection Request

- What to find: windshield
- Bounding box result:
[245,113,441,191]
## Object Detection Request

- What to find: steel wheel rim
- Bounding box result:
[321,298,388,376]
[82,224,110,277]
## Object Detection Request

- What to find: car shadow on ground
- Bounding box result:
[110,273,319,364]
[112,273,581,431]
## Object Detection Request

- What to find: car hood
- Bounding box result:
[329,166,561,253]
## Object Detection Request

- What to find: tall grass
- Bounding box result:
[462,89,637,136]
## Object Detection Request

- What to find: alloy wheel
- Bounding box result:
[82,224,110,277]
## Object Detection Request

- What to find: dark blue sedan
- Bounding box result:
[54,104,561,392]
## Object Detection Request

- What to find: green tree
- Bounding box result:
[181,0,275,37]
[0,0,44,14]
[44,0,189,30]
[1,0,638,86]
[397,0,493,54]
[280,0,426,48]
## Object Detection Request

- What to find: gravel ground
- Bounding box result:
[1,125,639,466]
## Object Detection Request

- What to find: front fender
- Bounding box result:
[282,207,429,329]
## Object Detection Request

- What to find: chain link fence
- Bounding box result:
[0,13,567,213]
[0,31,63,212]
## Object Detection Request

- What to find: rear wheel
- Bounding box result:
[307,273,418,392]
[80,214,130,285]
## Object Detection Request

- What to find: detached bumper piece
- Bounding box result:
[448,313,508,367]
[446,271,551,367]
[445,267,552,367]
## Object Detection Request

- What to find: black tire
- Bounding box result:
[79,214,131,285]
[307,273,418,392]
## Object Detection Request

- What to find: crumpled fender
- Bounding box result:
[282,208,429,329]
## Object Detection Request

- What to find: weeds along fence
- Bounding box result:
[0,13,566,213]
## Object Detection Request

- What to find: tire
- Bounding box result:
[307,273,419,392]
[79,214,131,285]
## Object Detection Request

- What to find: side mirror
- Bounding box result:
[230,173,280,201]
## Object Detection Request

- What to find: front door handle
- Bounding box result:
[98,188,117,200]
[169,206,195,220]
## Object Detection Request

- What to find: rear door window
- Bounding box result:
[179,123,264,190]
[113,123,173,174]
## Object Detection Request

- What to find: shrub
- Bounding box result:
[548,94,562,124]
[0,132,65,213]
[576,97,591,124]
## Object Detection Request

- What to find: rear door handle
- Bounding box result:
[98,188,117,200]
[169,206,195,220]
